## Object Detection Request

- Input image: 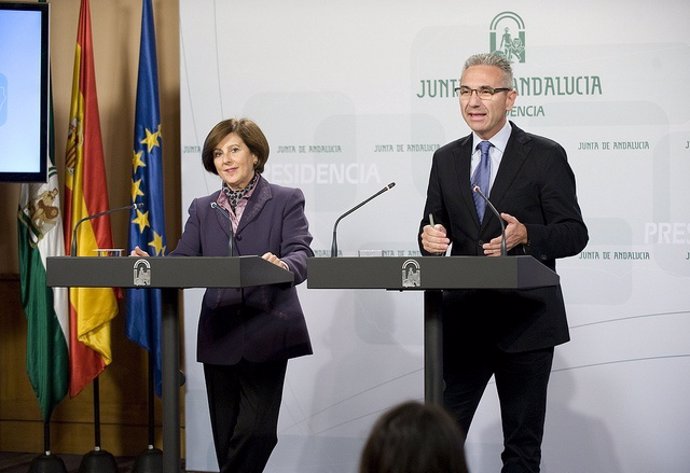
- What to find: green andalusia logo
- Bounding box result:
[416,10,603,101]
[490,12,525,63]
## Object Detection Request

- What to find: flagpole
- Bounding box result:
[132,352,163,473]
[93,377,104,448]
[28,418,68,473]
[78,377,118,473]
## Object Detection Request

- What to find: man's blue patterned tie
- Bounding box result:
[471,140,492,222]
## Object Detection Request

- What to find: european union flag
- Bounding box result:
[126,0,166,396]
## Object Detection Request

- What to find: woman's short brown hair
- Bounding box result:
[201,118,270,174]
[359,401,468,473]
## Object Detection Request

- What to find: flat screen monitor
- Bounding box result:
[0,1,49,182]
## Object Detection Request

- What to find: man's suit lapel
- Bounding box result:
[452,136,481,227]
[489,123,531,213]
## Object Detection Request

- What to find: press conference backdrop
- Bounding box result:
[180,1,690,471]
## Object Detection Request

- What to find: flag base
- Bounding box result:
[29,453,68,473]
[78,449,118,473]
[132,446,163,473]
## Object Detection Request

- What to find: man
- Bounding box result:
[419,52,588,473]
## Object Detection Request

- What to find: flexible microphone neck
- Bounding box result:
[330,182,396,257]
[70,203,141,256]
[472,186,507,256]
[210,202,235,256]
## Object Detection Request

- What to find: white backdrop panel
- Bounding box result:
[180,1,690,471]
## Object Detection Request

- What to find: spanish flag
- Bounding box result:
[62,0,118,398]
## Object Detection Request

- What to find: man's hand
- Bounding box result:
[421,223,450,255]
[482,213,528,256]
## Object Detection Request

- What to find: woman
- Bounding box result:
[134,118,313,472]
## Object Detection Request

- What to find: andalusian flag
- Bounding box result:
[126,0,166,396]
[18,93,70,421]
[63,0,118,398]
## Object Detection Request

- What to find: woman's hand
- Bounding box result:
[262,252,289,270]
[130,245,150,257]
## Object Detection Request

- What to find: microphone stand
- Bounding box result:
[330,182,396,257]
[210,202,235,256]
[70,204,140,258]
[473,186,507,256]
[71,203,139,473]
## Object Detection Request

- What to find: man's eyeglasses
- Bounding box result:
[455,86,512,100]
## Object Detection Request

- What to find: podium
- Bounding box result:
[46,255,293,473]
[307,255,559,404]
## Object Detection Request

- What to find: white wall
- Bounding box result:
[179,1,690,471]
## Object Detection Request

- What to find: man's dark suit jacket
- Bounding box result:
[419,122,588,354]
[172,176,314,365]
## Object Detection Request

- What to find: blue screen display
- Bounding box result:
[0,3,48,182]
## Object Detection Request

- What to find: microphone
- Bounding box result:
[330,182,396,257]
[472,186,507,256]
[210,202,235,256]
[70,203,142,256]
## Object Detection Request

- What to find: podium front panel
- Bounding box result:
[46,255,293,288]
[307,255,558,290]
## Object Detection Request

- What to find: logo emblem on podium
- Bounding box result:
[133,258,151,286]
[401,259,421,288]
